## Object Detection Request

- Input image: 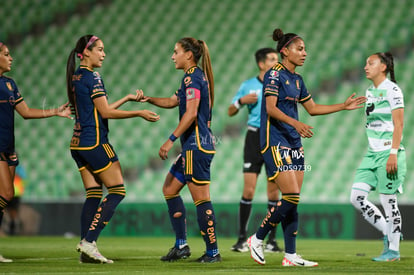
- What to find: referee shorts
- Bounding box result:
[71,143,118,174]
[243,127,264,174]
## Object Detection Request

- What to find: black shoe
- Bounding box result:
[265,240,283,253]
[196,253,222,263]
[231,238,248,252]
[160,245,191,262]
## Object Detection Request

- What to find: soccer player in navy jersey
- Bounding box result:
[247,28,366,267]
[66,35,159,264]
[0,42,71,262]
[228,48,282,253]
[141,37,221,263]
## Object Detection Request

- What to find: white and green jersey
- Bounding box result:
[365,78,404,152]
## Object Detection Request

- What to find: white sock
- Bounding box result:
[380,194,401,252]
[350,183,387,235]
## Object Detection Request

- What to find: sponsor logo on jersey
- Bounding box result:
[269,70,279,79]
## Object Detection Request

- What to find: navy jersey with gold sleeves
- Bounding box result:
[176,66,215,153]
[70,66,109,149]
[0,76,23,152]
[260,63,311,151]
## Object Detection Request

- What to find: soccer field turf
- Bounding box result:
[0,236,413,274]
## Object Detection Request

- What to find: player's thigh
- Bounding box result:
[97,160,124,188]
[163,172,186,196]
[80,167,102,189]
[187,181,211,202]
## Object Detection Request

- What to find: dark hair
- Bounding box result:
[178,37,215,107]
[255,48,277,64]
[66,34,100,107]
[272,28,301,58]
[375,52,396,83]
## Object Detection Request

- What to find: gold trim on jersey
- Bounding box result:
[195,121,216,154]
[70,107,101,150]
[261,116,271,154]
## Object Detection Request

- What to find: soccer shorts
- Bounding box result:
[169,154,186,184]
[0,152,19,166]
[182,149,214,185]
[243,127,264,174]
[353,149,406,194]
[262,146,305,181]
[71,143,118,174]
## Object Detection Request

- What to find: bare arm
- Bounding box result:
[266,95,314,138]
[93,96,159,121]
[108,89,143,109]
[228,94,258,116]
[142,95,179,109]
[386,108,404,178]
[302,93,366,116]
[15,101,72,119]
[158,98,199,160]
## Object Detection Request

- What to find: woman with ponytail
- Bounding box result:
[247,28,366,267]
[67,35,159,264]
[0,42,71,262]
[141,37,221,263]
[350,52,405,262]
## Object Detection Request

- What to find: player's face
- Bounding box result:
[171,43,189,70]
[0,46,13,75]
[87,40,105,68]
[364,55,386,81]
[263,53,278,71]
[286,39,307,67]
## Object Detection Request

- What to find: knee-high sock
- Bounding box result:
[380,194,402,252]
[350,187,387,235]
[196,200,219,257]
[256,194,299,240]
[81,187,103,239]
[85,184,125,243]
[238,197,252,240]
[165,195,187,247]
[267,200,278,242]
[281,206,298,254]
[0,195,9,225]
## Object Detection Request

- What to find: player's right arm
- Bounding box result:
[141,94,179,109]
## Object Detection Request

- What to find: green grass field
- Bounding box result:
[1,236,413,274]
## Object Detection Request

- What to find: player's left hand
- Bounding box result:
[344,93,367,110]
[57,102,73,119]
[159,140,174,160]
[386,154,398,180]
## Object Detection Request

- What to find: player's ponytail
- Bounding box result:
[273,28,301,59]
[376,52,397,83]
[178,38,214,107]
[66,34,99,108]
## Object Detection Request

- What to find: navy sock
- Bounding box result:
[165,195,187,247]
[238,197,252,240]
[81,187,103,239]
[256,194,299,240]
[267,200,278,242]
[196,200,218,256]
[281,207,298,254]
[85,185,125,243]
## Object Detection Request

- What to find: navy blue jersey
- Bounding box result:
[176,66,215,153]
[0,76,23,152]
[70,66,109,149]
[260,63,311,151]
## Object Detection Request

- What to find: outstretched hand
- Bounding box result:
[57,102,73,119]
[141,110,160,122]
[344,93,367,110]
[129,89,144,102]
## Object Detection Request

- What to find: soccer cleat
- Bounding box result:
[76,239,113,264]
[264,240,283,253]
[381,235,389,254]
[79,252,113,264]
[231,238,249,252]
[372,249,400,262]
[282,254,318,267]
[0,255,12,263]
[247,234,265,265]
[160,245,191,262]
[196,253,222,263]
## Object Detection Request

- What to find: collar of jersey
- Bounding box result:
[80,65,94,72]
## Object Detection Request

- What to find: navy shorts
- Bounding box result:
[71,143,118,173]
[182,150,214,185]
[243,128,264,174]
[262,146,305,181]
[0,152,19,166]
[169,154,186,184]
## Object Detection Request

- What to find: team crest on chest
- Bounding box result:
[6,82,12,91]
[296,80,300,89]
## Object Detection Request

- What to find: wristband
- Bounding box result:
[169,134,177,142]
[233,99,241,109]
[390,148,398,155]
